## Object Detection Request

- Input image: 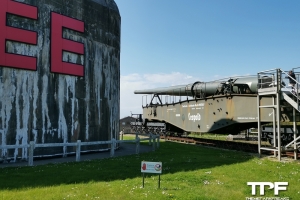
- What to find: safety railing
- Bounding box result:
[0,134,160,167]
[142,92,191,107]
[257,68,300,96]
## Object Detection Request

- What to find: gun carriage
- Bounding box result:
[134,69,300,156]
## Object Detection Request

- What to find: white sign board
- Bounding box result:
[141,161,162,174]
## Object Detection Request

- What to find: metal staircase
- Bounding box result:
[282,92,300,111]
[257,68,299,161]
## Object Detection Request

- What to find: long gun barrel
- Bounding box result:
[134,76,262,97]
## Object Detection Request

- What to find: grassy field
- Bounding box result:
[0,136,299,200]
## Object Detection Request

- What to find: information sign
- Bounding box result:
[141,161,162,174]
[141,161,162,188]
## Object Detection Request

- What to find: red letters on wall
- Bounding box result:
[0,0,38,70]
[0,0,85,76]
[51,12,85,76]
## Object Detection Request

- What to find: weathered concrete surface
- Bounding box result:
[0,0,120,159]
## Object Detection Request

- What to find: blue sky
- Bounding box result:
[115,0,300,118]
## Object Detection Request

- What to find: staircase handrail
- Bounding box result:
[285,135,300,149]
[280,70,299,86]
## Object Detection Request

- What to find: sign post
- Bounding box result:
[141,161,162,189]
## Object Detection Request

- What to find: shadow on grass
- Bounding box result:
[0,141,254,190]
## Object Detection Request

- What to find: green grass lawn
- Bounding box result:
[0,138,299,200]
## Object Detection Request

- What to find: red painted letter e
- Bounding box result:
[51,12,85,76]
[0,0,38,70]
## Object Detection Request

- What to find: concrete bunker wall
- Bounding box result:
[0,0,120,159]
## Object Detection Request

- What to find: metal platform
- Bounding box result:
[257,68,299,161]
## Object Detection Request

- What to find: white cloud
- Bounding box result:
[120,72,200,118]
[142,72,197,86]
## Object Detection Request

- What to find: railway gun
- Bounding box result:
[134,69,300,151]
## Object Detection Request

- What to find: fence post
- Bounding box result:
[136,137,140,154]
[149,133,152,145]
[28,141,34,166]
[136,132,139,140]
[110,138,115,157]
[76,140,81,162]
[152,135,156,151]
